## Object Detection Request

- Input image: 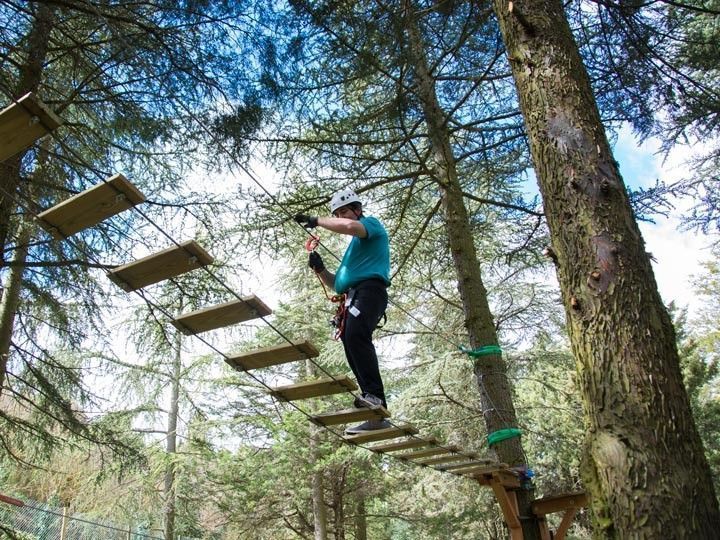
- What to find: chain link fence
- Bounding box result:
[0,494,194,540]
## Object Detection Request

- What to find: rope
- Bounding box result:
[0,5,523,478]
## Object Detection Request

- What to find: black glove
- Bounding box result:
[308,251,325,273]
[294,213,318,229]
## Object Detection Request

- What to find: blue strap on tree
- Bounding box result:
[487,428,522,446]
[459,344,502,357]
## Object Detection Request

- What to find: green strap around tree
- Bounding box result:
[459,344,502,357]
[487,428,522,446]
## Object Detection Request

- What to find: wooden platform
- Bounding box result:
[395,445,458,462]
[172,295,272,335]
[472,468,520,488]
[0,92,62,162]
[108,240,213,291]
[532,491,588,540]
[37,173,146,239]
[268,375,357,401]
[310,406,390,427]
[369,436,437,453]
[226,340,318,371]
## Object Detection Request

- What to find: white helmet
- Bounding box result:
[329,188,361,214]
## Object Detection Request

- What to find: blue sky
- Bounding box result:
[613,125,711,317]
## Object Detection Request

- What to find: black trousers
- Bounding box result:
[341,279,388,408]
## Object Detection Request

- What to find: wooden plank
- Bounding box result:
[37,173,146,239]
[226,340,317,371]
[310,406,390,427]
[474,469,520,489]
[490,480,522,537]
[343,424,418,445]
[416,452,479,466]
[531,491,588,516]
[0,92,62,162]
[269,375,357,401]
[436,459,498,472]
[172,295,273,335]
[369,437,437,453]
[454,462,509,475]
[108,240,213,291]
[395,446,458,461]
[555,507,579,540]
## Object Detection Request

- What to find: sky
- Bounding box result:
[612,125,714,319]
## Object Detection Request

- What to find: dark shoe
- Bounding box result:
[353,393,383,409]
[345,419,391,435]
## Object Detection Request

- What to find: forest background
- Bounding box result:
[0,0,718,539]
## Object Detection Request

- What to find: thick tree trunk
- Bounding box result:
[0,3,55,264]
[401,2,540,538]
[164,332,182,540]
[491,0,720,536]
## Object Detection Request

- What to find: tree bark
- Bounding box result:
[354,492,367,540]
[330,464,346,540]
[0,216,32,394]
[163,331,182,540]
[491,0,720,536]
[400,2,540,538]
[310,424,328,540]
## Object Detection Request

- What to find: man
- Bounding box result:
[295,188,391,434]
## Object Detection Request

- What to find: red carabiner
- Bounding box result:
[305,234,320,252]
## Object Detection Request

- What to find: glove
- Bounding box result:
[308,251,325,273]
[294,213,318,229]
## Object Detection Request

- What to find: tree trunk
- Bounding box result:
[400,2,540,538]
[310,424,328,540]
[0,217,32,394]
[0,135,51,395]
[491,0,720,536]
[330,464,346,540]
[0,3,55,265]
[354,492,367,540]
[164,331,182,540]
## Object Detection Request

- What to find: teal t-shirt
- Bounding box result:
[334,216,391,293]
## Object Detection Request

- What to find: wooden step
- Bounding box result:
[108,240,213,291]
[310,406,390,427]
[343,424,418,445]
[416,452,478,466]
[0,92,62,162]
[268,375,357,402]
[37,173,146,239]
[369,436,437,454]
[172,295,272,335]
[437,459,497,472]
[226,340,317,371]
[395,445,458,462]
